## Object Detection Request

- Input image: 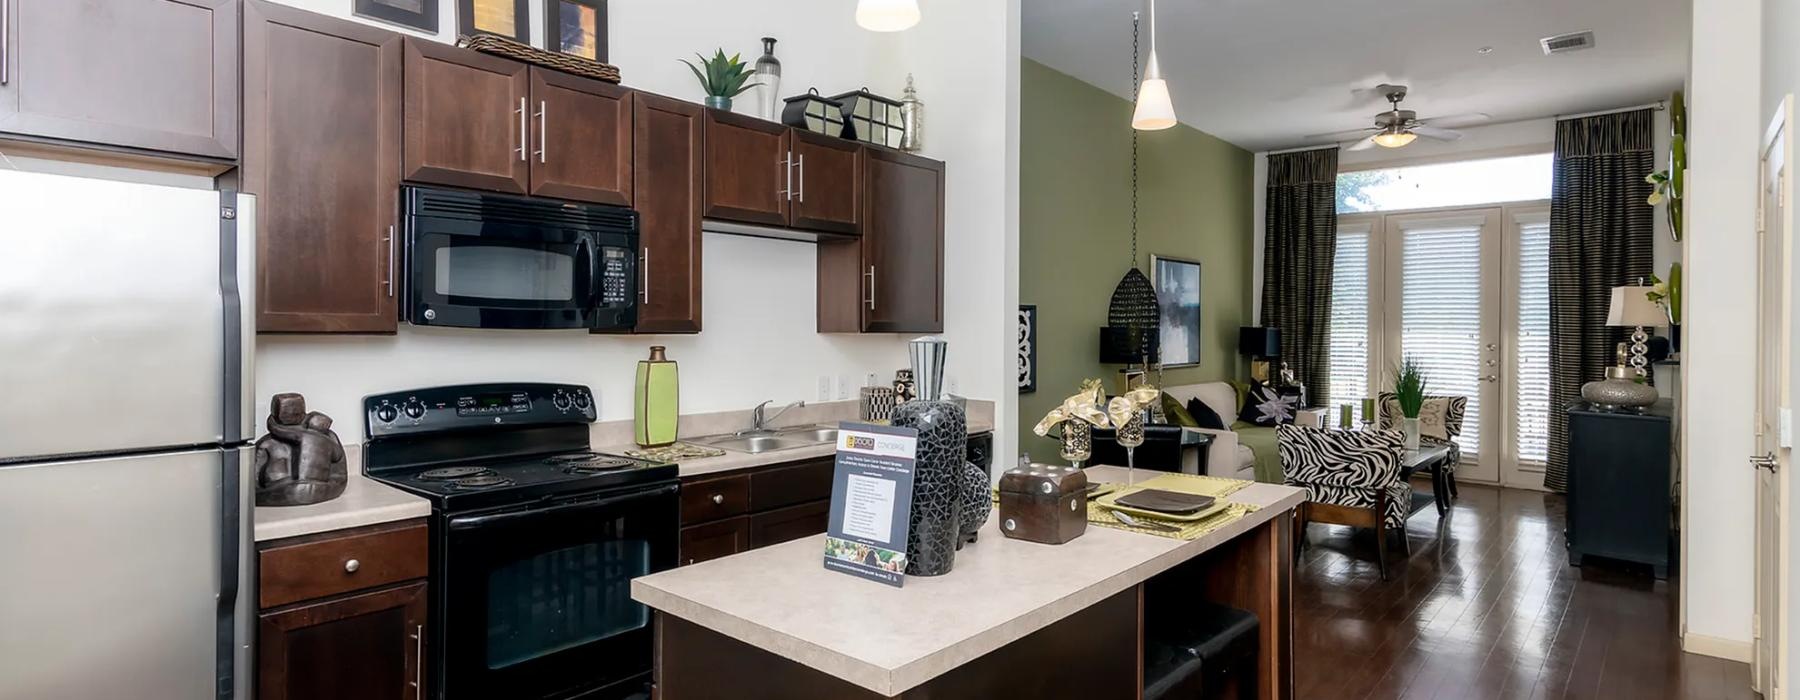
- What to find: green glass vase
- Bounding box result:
[634,346,679,447]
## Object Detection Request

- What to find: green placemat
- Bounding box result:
[1086,472,1258,540]
[625,442,727,462]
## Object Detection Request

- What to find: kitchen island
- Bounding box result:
[631,466,1306,699]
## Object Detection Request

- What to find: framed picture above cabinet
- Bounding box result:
[354,0,439,33]
[545,0,607,61]
[458,0,530,42]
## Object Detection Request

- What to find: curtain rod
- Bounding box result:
[1262,101,1668,155]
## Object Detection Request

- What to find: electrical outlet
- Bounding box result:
[866,372,879,388]
[837,375,851,400]
[948,375,960,395]
[817,376,832,402]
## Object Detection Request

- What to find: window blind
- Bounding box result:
[1515,221,1551,468]
[1326,229,1370,421]
[1400,224,1484,459]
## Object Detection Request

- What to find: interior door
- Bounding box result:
[1754,94,1793,697]
[1382,209,1503,483]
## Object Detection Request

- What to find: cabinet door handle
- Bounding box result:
[778,153,792,200]
[409,624,424,696]
[533,100,547,163]
[711,493,724,505]
[343,558,361,573]
[798,154,806,203]
[384,226,396,298]
[515,97,527,162]
[640,247,650,304]
[865,265,876,310]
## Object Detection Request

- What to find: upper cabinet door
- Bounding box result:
[702,109,790,227]
[402,39,529,194]
[527,67,632,206]
[245,0,401,334]
[0,0,239,160]
[633,93,704,334]
[863,148,945,333]
[788,131,861,235]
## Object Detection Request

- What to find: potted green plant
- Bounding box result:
[1392,356,1428,451]
[680,49,757,111]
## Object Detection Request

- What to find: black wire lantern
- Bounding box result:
[781,88,848,136]
[1104,13,1163,367]
[830,87,907,148]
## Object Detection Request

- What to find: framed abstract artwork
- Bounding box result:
[458,0,529,42]
[354,0,439,33]
[544,0,607,61]
[1150,255,1202,367]
[1019,305,1038,393]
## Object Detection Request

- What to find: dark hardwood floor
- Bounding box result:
[1293,479,1753,700]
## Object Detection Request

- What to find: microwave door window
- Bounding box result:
[436,245,577,303]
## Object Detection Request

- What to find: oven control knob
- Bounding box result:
[573,392,590,410]
[422,308,437,321]
[553,392,572,410]
[376,405,398,423]
[404,401,425,419]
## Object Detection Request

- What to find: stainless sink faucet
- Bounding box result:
[749,399,805,433]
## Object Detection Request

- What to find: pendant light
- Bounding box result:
[1105,12,1165,377]
[856,0,921,32]
[1131,0,1177,130]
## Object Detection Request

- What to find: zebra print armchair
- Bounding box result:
[1277,424,1411,579]
[1377,393,1468,468]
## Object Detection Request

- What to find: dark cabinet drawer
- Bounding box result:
[749,458,834,511]
[680,474,750,525]
[679,516,750,566]
[259,520,429,609]
[749,500,830,549]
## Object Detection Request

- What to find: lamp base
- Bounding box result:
[1581,375,1658,409]
[1249,359,1271,383]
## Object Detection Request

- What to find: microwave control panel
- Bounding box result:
[599,247,632,306]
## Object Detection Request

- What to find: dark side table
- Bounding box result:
[1566,401,1675,578]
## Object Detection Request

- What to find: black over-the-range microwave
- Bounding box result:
[403,186,638,330]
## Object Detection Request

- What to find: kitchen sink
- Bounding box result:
[777,426,840,443]
[690,425,841,454]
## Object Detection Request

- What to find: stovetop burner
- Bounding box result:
[418,466,496,481]
[549,451,637,474]
[448,474,514,489]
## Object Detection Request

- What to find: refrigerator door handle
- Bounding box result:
[214,448,242,700]
[221,193,257,444]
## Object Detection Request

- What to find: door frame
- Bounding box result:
[1755,92,1794,698]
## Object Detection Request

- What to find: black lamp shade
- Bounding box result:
[1100,326,1160,364]
[1238,327,1280,358]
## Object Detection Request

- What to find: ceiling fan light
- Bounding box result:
[1372,129,1417,148]
[1133,78,1177,130]
[856,0,921,32]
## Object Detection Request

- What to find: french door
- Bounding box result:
[1329,202,1550,487]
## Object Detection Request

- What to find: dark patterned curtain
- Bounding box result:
[1544,109,1656,492]
[1261,148,1339,403]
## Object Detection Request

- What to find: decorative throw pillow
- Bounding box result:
[1186,397,1227,430]
[1380,394,1454,442]
[1160,392,1199,428]
[1237,381,1303,427]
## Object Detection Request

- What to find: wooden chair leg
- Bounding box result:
[1373,496,1390,581]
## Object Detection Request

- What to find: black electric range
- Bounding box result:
[363,382,677,700]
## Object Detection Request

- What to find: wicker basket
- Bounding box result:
[458,34,621,84]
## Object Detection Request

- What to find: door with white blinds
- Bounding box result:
[1382,210,1502,483]
[1504,209,1552,487]
[1325,219,1375,421]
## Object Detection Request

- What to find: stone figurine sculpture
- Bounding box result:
[255,393,349,507]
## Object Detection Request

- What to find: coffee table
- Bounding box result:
[1399,444,1456,516]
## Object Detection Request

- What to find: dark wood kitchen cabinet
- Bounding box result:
[0,0,240,160]
[632,93,704,333]
[245,0,401,334]
[678,457,834,565]
[527,67,633,205]
[787,130,861,234]
[701,110,863,235]
[818,148,945,333]
[258,519,430,700]
[402,38,530,194]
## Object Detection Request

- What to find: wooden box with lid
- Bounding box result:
[997,464,1088,544]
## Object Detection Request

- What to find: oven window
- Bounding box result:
[485,539,651,669]
[435,245,576,302]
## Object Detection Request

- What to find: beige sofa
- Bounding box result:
[1163,381,1325,481]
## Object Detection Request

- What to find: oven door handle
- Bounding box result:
[447,483,678,530]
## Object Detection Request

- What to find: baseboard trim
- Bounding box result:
[1683,632,1754,662]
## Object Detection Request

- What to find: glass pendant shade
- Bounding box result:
[856,0,921,32]
[1373,127,1417,148]
[1132,76,1177,130]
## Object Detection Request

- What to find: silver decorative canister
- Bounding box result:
[899,73,923,152]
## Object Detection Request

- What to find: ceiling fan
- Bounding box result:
[1307,85,1490,151]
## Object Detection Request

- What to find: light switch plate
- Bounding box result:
[817,376,832,402]
[837,375,851,400]
[1782,407,1794,449]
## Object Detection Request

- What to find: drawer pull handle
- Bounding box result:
[344,559,361,573]
[711,494,725,505]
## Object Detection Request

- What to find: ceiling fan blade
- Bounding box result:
[1412,125,1464,141]
[1306,126,1379,142]
[1345,135,1380,151]
[1418,112,1491,129]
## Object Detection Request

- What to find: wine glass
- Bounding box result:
[1116,409,1147,486]
[1060,421,1093,469]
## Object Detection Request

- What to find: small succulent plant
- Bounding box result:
[679,50,757,99]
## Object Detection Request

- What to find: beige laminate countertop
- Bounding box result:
[597,418,996,480]
[631,465,1306,696]
[252,447,432,542]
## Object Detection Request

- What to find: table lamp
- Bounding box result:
[1100,326,1160,393]
[1238,327,1280,383]
[1606,285,1665,378]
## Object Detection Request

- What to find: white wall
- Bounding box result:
[256,0,1020,458]
[1682,0,1763,659]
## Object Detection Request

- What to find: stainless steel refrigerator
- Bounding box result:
[0,169,256,699]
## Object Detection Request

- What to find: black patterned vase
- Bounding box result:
[892,336,967,577]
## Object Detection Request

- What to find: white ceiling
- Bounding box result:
[1022,0,1691,152]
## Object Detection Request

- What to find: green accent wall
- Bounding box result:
[1018,59,1254,461]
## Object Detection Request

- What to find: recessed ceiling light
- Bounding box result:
[1477,46,1494,55]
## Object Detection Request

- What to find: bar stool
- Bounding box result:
[1143,601,1259,700]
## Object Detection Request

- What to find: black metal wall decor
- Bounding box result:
[1019,305,1038,393]
[830,88,906,148]
[782,89,848,136]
